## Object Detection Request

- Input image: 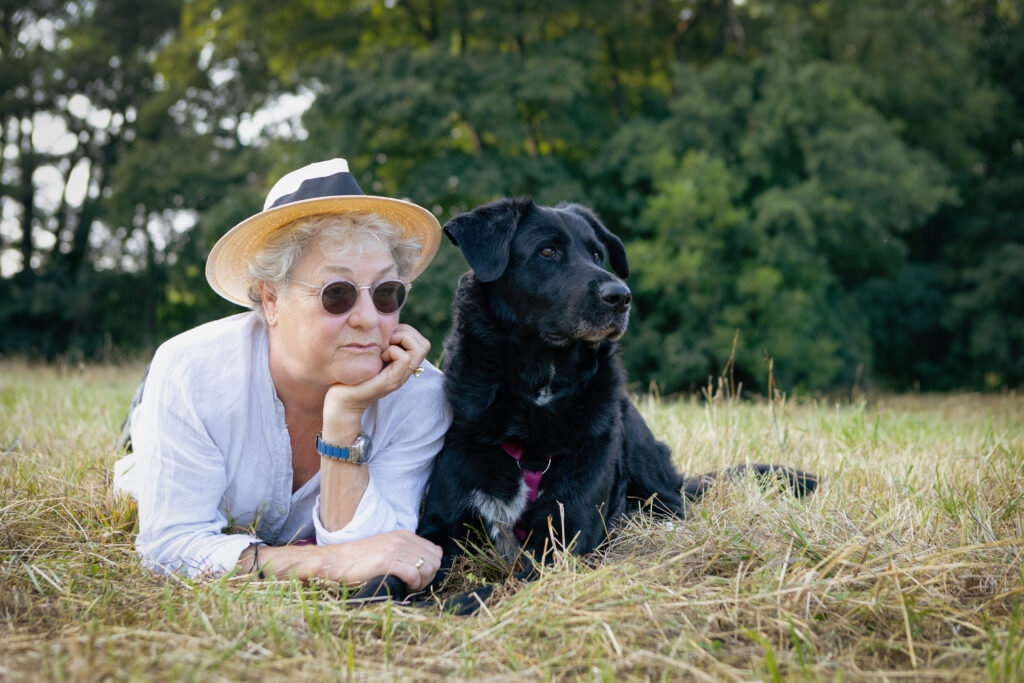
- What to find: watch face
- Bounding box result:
[353,433,371,463]
[347,435,365,463]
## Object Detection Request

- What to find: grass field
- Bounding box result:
[1,360,1022,681]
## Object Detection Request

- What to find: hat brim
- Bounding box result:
[206,195,442,308]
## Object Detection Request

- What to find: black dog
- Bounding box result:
[355,198,816,612]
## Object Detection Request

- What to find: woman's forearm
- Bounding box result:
[318,413,369,531]
[319,459,370,530]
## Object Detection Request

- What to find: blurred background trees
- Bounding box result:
[2,0,1021,393]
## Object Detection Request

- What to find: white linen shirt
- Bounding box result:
[113,312,451,578]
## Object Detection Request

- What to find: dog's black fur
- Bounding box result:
[355,198,817,613]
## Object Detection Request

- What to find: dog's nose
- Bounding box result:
[599,282,632,312]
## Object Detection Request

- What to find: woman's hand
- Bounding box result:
[245,531,443,590]
[323,324,430,439]
[313,530,442,590]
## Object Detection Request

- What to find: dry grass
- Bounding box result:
[1,359,1021,681]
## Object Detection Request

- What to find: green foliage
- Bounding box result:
[1,0,1021,392]
[609,54,949,390]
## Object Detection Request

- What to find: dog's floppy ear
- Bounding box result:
[443,197,534,282]
[558,203,629,278]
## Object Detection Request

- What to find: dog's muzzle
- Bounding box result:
[599,281,632,314]
[572,281,631,343]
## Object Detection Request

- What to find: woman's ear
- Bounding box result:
[258,281,279,325]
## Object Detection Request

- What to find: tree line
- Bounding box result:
[2,0,1021,393]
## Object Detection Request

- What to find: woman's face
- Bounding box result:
[266,241,401,388]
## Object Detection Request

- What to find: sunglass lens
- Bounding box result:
[372,281,407,314]
[320,281,358,315]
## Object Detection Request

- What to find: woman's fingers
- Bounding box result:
[378,324,430,387]
[413,549,441,587]
[380,558,422,590]
[379,530,441,590]
[388,324,430,369]
[383,556,435,591]
[318,530,442,591]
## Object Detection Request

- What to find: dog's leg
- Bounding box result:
[681,472,719,502]
[438,583,499,616]
[621,400,687,517]
[682,464,818,502]
[437,553,541,616]
[349,574,409,602]
[742,464,818,497]
[412,441,511,609]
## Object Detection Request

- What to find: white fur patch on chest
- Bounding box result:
[470,479,529,561]
[534,361,556,405]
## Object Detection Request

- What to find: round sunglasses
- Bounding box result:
[288,277,411,315]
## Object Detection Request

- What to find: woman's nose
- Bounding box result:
[345,288,380,328]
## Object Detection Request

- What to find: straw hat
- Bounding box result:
[205,158,442,307]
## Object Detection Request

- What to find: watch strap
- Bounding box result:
[316,431,369,464]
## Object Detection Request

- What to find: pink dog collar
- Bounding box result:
[500,442,552,541]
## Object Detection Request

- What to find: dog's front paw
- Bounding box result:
[439,584,497,616]
[349,574,409,602]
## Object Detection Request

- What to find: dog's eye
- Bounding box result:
[592,250,603,263]
[539,247,558,259]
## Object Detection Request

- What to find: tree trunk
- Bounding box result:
[17,116,35,278]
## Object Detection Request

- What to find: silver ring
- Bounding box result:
[410,366,424,378]
[414,556,425,569]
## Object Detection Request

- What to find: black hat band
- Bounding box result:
[268,172,365,209]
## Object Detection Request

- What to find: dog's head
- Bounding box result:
[444,197,632,346]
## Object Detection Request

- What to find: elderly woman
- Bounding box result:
[114,158,450,590]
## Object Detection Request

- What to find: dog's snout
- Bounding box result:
[599,281,632,312]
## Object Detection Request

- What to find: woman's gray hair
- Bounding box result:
[246,212,421,323]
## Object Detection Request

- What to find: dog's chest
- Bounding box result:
[514,352,608,415]
[527,361,557,406]
[470,479,531,562]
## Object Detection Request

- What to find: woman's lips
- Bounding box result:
[342,343,380,353]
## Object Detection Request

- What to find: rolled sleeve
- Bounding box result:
[312,476,399,544]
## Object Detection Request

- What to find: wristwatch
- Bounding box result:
[316,431,372,464]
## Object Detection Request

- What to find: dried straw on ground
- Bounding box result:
[1,361,1021,680]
